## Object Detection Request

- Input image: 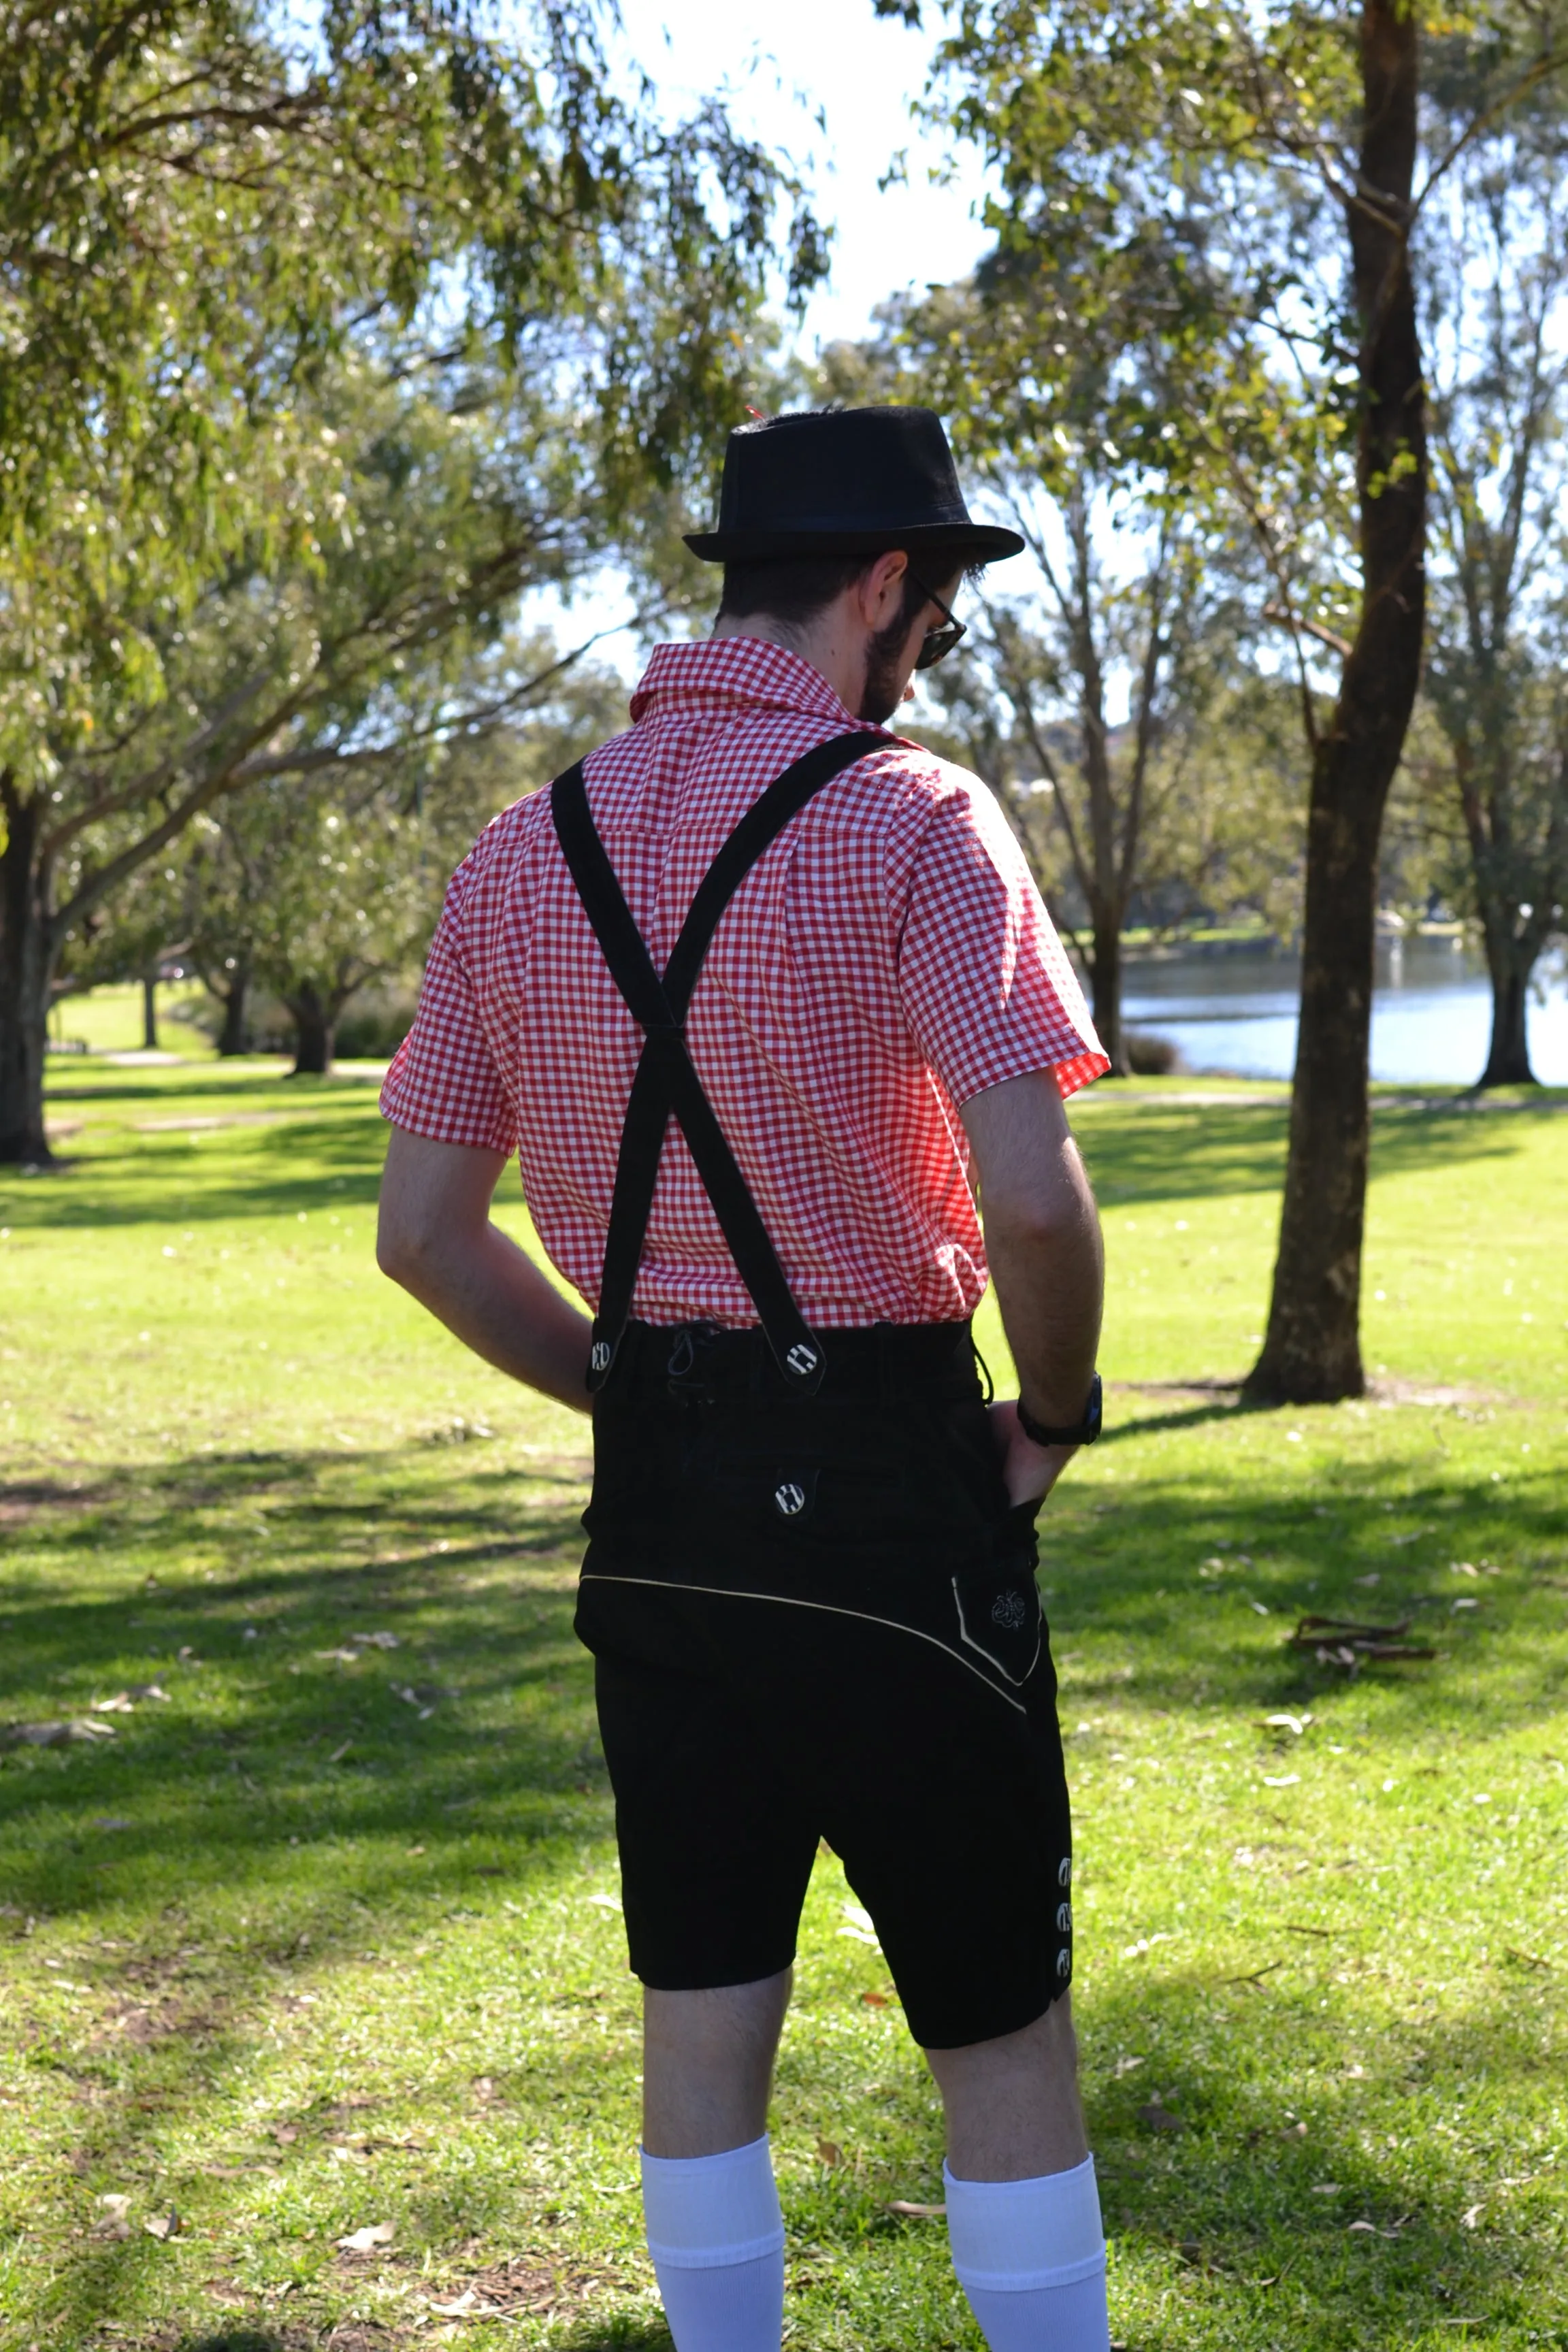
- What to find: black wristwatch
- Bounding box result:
[1016,1372,1102,1450]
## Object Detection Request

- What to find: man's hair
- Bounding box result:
[717,551,982,634]
[717,553,882,625]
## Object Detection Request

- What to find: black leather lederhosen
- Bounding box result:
[549,731,1048,1712]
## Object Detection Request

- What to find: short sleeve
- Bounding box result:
[898,776,1109,1102]
[380,860,519,1152]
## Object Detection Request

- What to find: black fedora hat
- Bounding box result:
[683,405,1024,564]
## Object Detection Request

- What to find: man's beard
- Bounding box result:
[858,605,917,723]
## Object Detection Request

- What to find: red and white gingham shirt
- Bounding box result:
[382,636,1106,1328]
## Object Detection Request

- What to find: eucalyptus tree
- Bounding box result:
[1421,30,1568,1085]
[824,282,1236,1072]
[877,0,1568,1397]
[172,640,627,1073]
[0,0,823,1162]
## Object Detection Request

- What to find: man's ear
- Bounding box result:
[855,549,910,627]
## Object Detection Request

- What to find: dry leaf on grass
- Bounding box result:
[1137,2096,1185,2132]
[885,2200,946,2219]
[815,2138,842,2168]
[421,2257,619,2320]
[2,1718,115,1747]
[91,2194,131,2240]
[143,2210,179,2240]
[336,2221,395,2254]
[93,1686,169,1711]
[1286,1614,1435,1670]
[861,1990,889,2007]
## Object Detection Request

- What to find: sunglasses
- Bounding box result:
[908,570,967,670]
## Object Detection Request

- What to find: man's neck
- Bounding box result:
[710,609,866,717]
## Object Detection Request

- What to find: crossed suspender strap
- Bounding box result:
[551,728,888,1394]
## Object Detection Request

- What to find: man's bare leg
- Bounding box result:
[642,1970,793,2157]
[924,1993,1088,2180]
[926,1997,1109,2352]
[638,1974,793,2352]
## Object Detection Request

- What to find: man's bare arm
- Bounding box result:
[376,1126,593,1413]
[961,1071,1105,1505]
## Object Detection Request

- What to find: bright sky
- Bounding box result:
[617,0,992,355]
[525,0,996,673]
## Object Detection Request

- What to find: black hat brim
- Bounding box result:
[683,521,1026,565]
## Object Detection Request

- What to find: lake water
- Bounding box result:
[1122,935,1568,1086]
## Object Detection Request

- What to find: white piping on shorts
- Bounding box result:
[951,1578,1042,1688]
[579,1571,1028,1715]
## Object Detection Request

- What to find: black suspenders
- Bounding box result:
[550,729,887,1396]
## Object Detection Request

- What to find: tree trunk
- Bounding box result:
[1247,0,1426,1406]
[216,962,252,1058]
[142,969,159,1051]
[1477,933,1538,1087]
[1088,907,1128,1075]
[0,781,54,1166]
[287,986,335,1077]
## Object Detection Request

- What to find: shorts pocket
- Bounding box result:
[951,1560,1043,1686]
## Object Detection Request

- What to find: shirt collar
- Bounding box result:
[628,634,866,730]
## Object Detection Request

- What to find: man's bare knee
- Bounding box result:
[925,1993,1088,2182]
[642,1971,793,2158]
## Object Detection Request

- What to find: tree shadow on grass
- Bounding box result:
[1073,1972,1567,2345]
[14,1075,1567,1236]
[3,1425,1565,1929]
[5,1098,392,1228]
[113,2315,676,2351]
[0,1443,606,1929]
[5,1434,1566,2349]
[1071,1088,1562,1211]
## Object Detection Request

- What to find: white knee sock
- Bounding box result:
[945,2153,1109,2352]
[640,2132,785,2352]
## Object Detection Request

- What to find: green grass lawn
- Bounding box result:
[48,983,222,1062]
[1,1058,1565,2351]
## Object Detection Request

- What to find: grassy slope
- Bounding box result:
[0,1060,1564,2351]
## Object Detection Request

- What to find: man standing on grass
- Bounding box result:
[377,406,1111,2352]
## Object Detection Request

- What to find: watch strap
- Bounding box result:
[1016,1371,1102,1449]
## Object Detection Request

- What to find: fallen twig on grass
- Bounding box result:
[1286,1614,1437,1672]
[1221,1959,1287,1989]
[423,2256,621,2319]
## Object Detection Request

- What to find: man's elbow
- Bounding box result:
[983,1180,1098,1258]
[376,1211,438,1288]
